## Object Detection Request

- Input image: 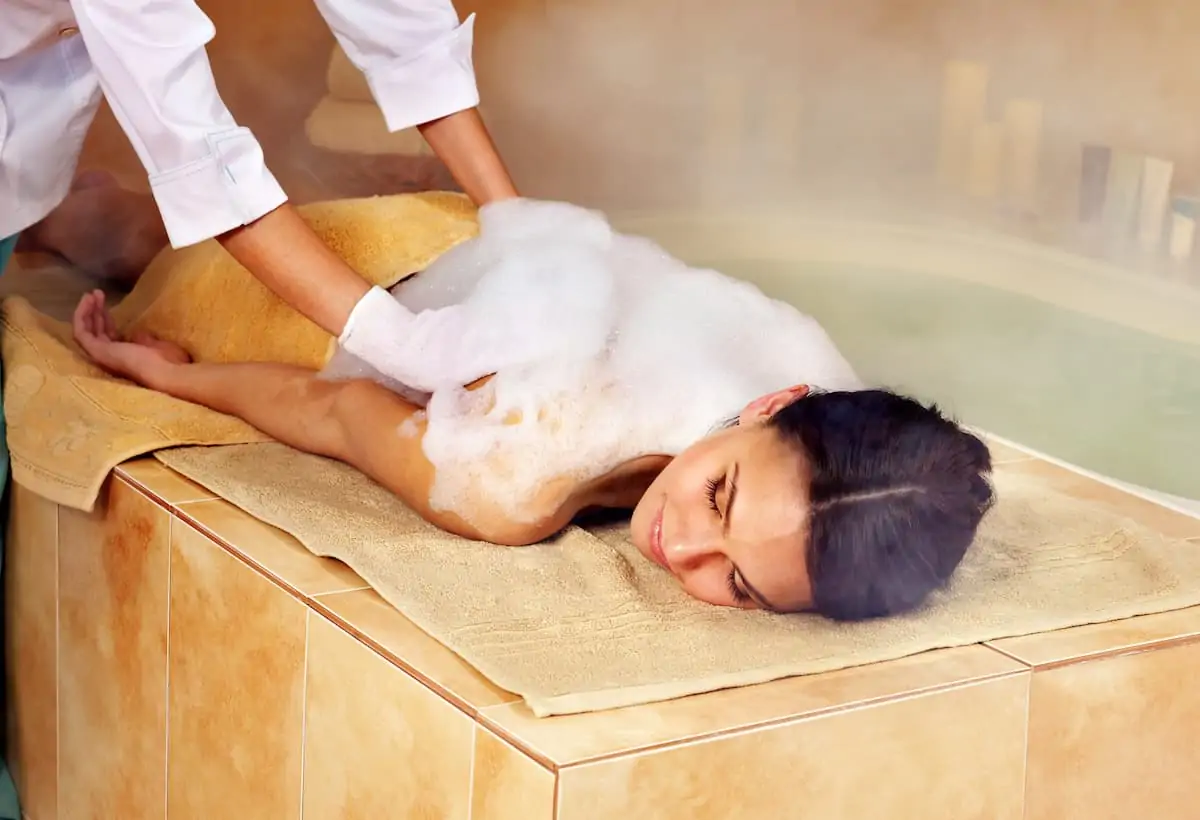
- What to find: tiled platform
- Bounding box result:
[6,442,1200,819]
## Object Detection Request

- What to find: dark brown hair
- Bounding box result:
[770,389,995,620]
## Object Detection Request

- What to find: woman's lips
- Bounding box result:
[649,503,670,572]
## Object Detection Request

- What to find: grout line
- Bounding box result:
[170,497,219,507]
[168,512,312,606]
[53,503,60,814]
[1019,672,1032,820]
[304,599,488,719]
[547,669,1031,771]
[164,516,174,818]
[113,472,216,510]
[982,642,1034,668]
[987,627,1200,673]
[309,585,372,598]
[465,723,478,820]
[167,496,372,603]
[298,610,311,818]
[1035,634,1200,672]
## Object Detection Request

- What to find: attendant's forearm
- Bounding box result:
[218,204,371,337]
[145,360,348,459]
[215,113,515,337]
[419,109,519,206]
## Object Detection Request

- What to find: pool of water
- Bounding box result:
[716,259,1200,502]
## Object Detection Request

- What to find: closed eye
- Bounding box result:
[726,569,752,605]
[705,476,723,514]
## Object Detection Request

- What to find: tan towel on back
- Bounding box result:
[6,189,1200,717]
[1,191,478,510]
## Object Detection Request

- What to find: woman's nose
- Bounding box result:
[664,534,721,572]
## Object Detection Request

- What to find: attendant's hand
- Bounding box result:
[72,290,191,388]
[339,285,447,393]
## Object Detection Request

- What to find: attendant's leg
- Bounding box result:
[19,171,168,285]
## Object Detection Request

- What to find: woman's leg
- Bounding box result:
[18,172,167,284]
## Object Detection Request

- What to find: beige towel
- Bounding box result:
[1,191,478,511]
[157,442,1200,717]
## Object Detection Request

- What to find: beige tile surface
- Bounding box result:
[1025,641,1200,820]
[470,726,556,820]
[4,484,59,820]
[313,588,518,715]
[1003,459,1200,541]
[989,606,1200,666]
[115,459,217,506]
[166,522,307,818]
[483,645,1024,765]
[302,613,475,819]
[57,479,170,818]
[556,674,1030,820]
[178,498,367,597]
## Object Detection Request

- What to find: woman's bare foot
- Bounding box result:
[73,290,191,385]
[22,171,168,285]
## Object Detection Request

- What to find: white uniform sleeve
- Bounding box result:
[69,1,287,249]
[312,0,480,132]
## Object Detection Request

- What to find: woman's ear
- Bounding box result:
[738,384,810,426]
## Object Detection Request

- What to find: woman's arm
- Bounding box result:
[153,362,573,545]
[73,293,571,545]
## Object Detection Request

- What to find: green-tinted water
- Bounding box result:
[717,259,1200,501]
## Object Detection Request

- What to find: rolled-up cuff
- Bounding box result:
[149,127,288,248]
[364,14,481,133]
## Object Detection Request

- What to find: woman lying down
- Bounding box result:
[71,199,995,621]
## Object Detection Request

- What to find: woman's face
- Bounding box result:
[630,386,814,612]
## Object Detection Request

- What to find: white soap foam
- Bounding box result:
[322,199,863,525]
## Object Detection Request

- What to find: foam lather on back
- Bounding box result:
[322,198,863,527]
